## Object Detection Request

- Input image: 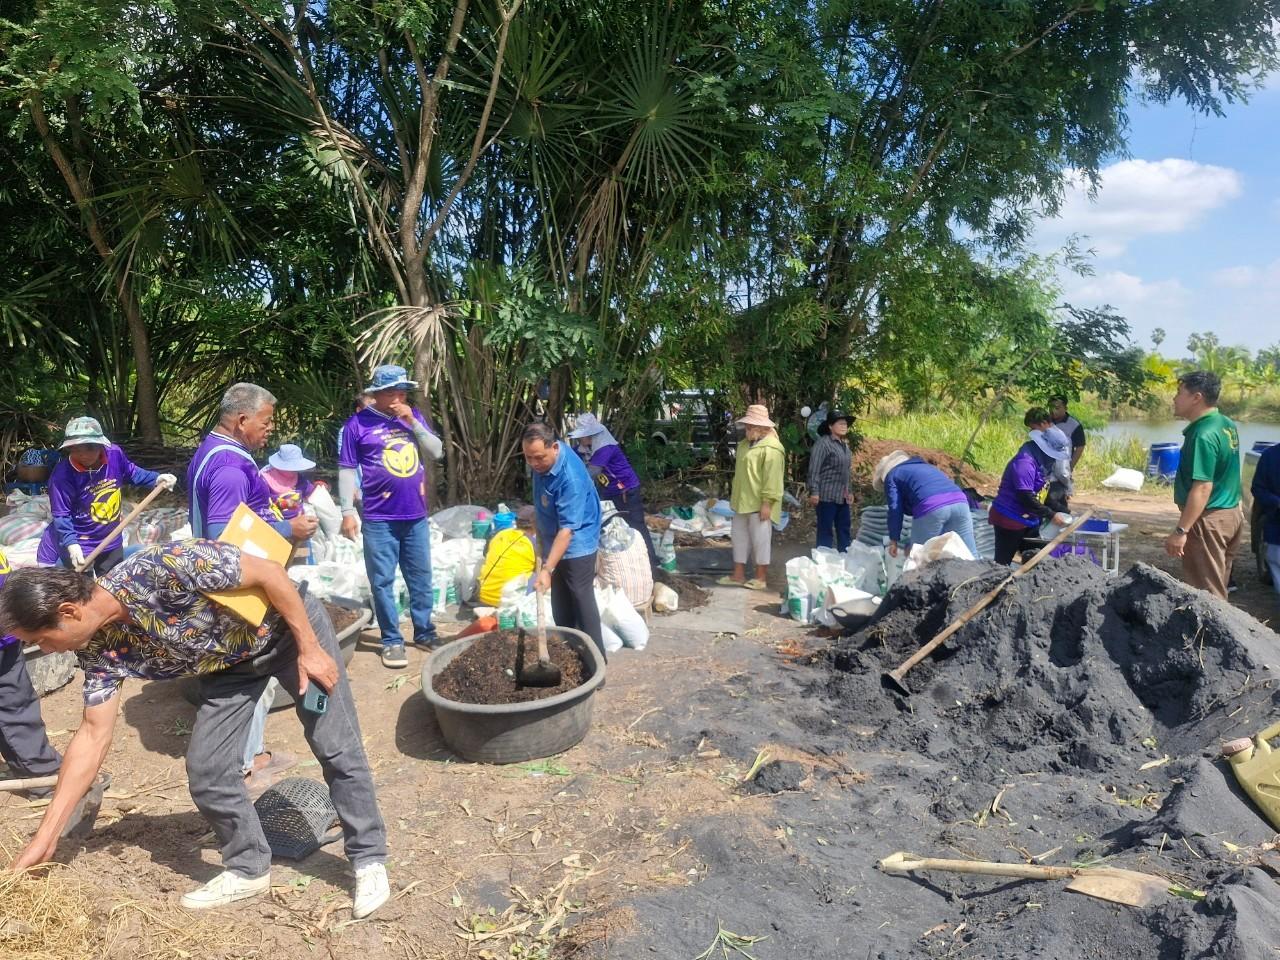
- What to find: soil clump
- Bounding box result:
[654,568,710,609]
[321,601,361,634]
[851,438,994,496]
[433,630,584,704]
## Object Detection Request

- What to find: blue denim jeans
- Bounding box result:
[363,517,435,647]
[910,502,980,559]
[814,501,852,552]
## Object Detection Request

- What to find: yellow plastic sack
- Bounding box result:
[477,529,535,607]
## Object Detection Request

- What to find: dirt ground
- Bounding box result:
[3,488,1277,959]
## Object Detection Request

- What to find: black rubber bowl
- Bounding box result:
[421,627,604,764]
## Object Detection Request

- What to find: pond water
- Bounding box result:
[1096,419,1280,453]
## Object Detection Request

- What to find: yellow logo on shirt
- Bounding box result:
[382,438,420,479]
[0,551,10,576]
[89,485,122,524]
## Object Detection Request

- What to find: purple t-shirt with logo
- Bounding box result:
[588,444,641,497]
[188,432,285,538]
[339,406,433,521]
[37,445,158,564]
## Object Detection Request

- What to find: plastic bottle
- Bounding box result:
[1223,722,1280,831]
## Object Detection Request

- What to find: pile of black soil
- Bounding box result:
[581,557,1280,959]
[654,568,710,610]
[433,631,584,704]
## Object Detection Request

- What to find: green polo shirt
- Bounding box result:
[1174,409,1241,510]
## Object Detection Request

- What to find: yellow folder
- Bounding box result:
[206,503,292,626]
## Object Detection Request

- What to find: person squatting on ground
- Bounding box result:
[37,417,176,575]
[339,365,444,670]
[0,548,61,789]
[1165,370,1243,600]
[874,451,980,559]
[987,409,1073,565]
[1252,440,1280,599]
[807,410,854,552]
[522,422,606,661]
[189,383,316,787]
[719,405,785,591]
[1048,396,1086,515]
[567,413,659,569]
[0,542,390,917]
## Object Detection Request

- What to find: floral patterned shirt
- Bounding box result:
[78,540,282,707]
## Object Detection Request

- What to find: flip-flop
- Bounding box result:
[716,576,744,587]
[742,579,768,591]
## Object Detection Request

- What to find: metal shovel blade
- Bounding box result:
[62,772,111,840]
[1065,869,1169,908]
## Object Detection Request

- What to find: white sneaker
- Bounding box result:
[352,862,390,919]
[180,870,270,909]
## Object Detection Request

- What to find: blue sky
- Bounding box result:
[1035,77,1280,357]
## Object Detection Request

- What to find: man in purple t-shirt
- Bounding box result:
[339,365,443,669]
[37,417,176,574]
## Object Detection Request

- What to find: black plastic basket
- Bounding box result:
[254,776,342,859]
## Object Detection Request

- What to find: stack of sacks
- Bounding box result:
[595,504,653,607]
[595,585,650,653]
[0,492,51,547]
[135,507,189,546]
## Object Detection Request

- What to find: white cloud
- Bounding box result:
[1212,258,1280,290]
[1060,270,1193,350]
[1039,158,1243,257]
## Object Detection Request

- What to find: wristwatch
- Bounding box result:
[1174,526,1189,535]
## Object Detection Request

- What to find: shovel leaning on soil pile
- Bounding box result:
[877,851,1170,908]
[882,510,1095,695]
[0,772,111,839]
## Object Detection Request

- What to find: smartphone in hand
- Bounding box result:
[302,685,328,715]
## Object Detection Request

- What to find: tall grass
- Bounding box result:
[860,410,1152,492]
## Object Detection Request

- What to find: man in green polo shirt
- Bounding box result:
[1164,370,1242,599]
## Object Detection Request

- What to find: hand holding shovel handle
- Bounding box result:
[76,477,176,573]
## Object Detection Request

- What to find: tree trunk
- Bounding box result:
[28,96,162,442]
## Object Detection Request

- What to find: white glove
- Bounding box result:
[67,544,86,569]
[156,473,177,489]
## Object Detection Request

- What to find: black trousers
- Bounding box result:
[992,525,1040,566]
[609,489,659,568]
[0,643,62,778]
[549,553,606,662]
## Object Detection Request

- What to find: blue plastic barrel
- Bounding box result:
[492,511,517,532]
[1252,441,1277,456]
[1147,442,1180,483]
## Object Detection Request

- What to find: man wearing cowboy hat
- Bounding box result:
[36,417,176,575]
[567,413,658,568]
[338,365,443,669]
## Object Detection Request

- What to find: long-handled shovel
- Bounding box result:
[878,850,1170,908]
[517,554,562,688]
[76,478,175,573]
[0,772,112,840]
[882,509,1094,695]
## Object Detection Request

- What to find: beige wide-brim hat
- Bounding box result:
[736,404,776,429]
[873,451,912,492]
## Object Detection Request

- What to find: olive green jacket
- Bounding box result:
[729,433,786,515]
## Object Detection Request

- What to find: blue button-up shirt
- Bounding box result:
[533,444,601,559]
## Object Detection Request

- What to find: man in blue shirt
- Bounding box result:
[523,422,605,660]
[1251,442,1280,598]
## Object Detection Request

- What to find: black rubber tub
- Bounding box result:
[421,627,605,764]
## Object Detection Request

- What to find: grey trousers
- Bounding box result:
[186,593,387,878]
[0,642,61,777]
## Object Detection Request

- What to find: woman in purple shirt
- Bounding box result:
[567,413,658,568]
[874,451,979,559]
[37,417,174,574]
[987,409,1072,565]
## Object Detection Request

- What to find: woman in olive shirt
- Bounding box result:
[719,405,785,591]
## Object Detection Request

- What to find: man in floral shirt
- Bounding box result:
[0,541,390,918]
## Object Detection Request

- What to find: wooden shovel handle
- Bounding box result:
[0,774,59,792]
[885,509,1094,686]
[534,553,550,665]
[77,479,175,572]
[879,852,1076,881]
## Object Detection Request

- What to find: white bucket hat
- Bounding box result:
[873,451,911,492]
[736,404,776,428]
